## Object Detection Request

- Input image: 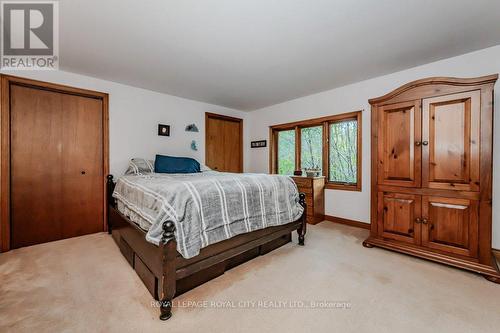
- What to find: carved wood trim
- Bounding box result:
[368,74,498,105]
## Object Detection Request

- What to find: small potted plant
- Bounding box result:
[305,165,321,177]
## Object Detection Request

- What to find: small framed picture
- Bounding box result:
[251,140,267,148]
[158,124,170,136]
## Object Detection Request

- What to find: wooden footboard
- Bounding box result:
[106,175,307,320]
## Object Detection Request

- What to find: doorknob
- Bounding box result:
[422,141,429,146]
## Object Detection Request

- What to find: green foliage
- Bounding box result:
[277,120,357,183]
[329,120,357,183]
[278,130,295,175]
[301,126,322,171]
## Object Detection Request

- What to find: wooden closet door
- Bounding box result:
[421,196,478,258]
[10,85,104,248]
[377,100,421,187]
[422,91,480,191]
[205,113,243,173]
[61,93,104,238]
[206,117,224,171]
[223,120,242,172]
[377,192,421,245]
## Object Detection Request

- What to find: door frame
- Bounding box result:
[0,75,109,252]
[205,112,243,172]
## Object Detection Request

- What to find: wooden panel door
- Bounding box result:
[61,93,104,238]
[377,192,421,245]
[205,116,224,170]
[422,91,480,191]
[377,100,421,187]
[421,196,478,258]
[10,84,104,248]
[205,113,243,173]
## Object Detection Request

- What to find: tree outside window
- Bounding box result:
[271,111,361,191]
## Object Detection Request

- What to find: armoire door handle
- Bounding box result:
[81,170,86,175]
[422,141,429,146]
[415,141,421,146]
[415,218,421,224]
[422,218,428,224]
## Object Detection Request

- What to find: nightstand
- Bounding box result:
[291,176,325,224]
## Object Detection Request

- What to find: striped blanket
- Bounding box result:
[112,171,304,259]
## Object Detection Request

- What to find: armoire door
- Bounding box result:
[10,84,105,248]
[377,192,421,245]
[422,91,480,191]
[205,113,243,173]
[421,196,478,258]
[377,100,421,187]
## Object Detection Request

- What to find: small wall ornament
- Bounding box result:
[158,124,170,136]
[185,124,199,132]
[190,140,198,151]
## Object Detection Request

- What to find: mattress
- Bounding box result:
[113,171,303,259]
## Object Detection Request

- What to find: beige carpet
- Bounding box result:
[1,222,500,333]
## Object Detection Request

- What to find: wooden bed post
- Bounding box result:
[297,193,307,245]
[106,175,116,234]
[159,221,177,321]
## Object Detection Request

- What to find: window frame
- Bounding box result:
[269,111,362,191]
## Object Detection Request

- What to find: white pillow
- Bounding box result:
[124,158,154,175]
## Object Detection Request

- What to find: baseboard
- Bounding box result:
[324,215,370,230]
[494,250,500,268]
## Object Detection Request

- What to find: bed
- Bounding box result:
[106,170,307,320]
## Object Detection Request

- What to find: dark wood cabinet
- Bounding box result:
[291,176,325,224]
[365,75,500,283]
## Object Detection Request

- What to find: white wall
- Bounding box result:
[3,45,500,248]
[0,70,249,176]
[246,44,500,249]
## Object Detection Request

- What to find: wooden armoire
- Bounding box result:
[363,75,500,282]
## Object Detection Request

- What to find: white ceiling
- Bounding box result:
[60,0,500,110]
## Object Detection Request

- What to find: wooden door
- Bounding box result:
[377,100,421,187]
[377,192,421,245]
[205,113,243,172]
[10,84,104,248]
[421,196,478,258]
[422,91,480,191]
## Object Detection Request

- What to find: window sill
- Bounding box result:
[325,183,361,192]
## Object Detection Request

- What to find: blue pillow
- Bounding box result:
[154,155,200,174]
